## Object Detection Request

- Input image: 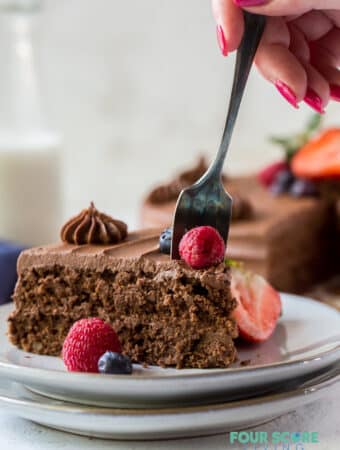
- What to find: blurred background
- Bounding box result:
[1,0,340,233]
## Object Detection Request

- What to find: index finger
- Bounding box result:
[212,0,245,53]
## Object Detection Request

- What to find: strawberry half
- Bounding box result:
[291,128,340,179]
[230,267,282,343]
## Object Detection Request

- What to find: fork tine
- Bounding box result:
[171,184,232,259]
[171,190,191,259]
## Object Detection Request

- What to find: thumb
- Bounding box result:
[232,0,338,16]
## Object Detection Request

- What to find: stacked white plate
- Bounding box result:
[0,294,339,440]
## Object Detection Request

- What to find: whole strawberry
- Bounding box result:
[179,226,225,269]
[62,318,121,372]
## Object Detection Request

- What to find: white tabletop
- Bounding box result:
[0,380,338,450]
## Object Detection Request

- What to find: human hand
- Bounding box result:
[212,0,340,112]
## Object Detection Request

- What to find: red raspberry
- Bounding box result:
[179,226,225,269]
[257,161,289,187]
[62,318,121,373]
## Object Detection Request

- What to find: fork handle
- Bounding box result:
[209,12,266,177]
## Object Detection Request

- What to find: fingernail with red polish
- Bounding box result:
[275,80,299,109]
[330,85,340,102]
[304,88,325,114]
[216,25,228,56]
[233,0,267,6]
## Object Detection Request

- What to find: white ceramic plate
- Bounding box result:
[0,371,338,440]
[0,294,339,408]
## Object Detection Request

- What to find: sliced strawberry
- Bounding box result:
[230,267,282,343]
[291,128,340,179]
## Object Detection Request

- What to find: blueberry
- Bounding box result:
[270,169,295,195]
[290,178,318,197]
[98,351,133,375]
[159,227,172,254]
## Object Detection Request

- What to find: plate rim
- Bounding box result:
[0,344,339,383]
[1,370,339,416]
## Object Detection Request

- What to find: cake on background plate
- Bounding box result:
[291,127,340,264]
[141,162,335,294]
[141,118,339,294]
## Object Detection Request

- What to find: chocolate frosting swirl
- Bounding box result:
[147,180,183,204]
[231,193,253,221]
[178,156,208,185]
[148,157,209,204]
[147,157,231,204]
[146,156,252,221]
[61,202,128,245]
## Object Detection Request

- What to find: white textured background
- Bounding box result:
[37,0,340,225]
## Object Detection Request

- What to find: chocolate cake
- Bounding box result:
[141,164,336,293]
[8,227,238,369]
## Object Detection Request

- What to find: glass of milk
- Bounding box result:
[0,0,62,246]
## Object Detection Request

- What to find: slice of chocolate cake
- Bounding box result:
[8,208,238,369]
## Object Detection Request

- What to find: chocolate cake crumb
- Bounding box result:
[240,359,251,366]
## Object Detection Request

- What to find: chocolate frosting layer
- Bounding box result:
[18,229,232,293]
[21,229,161,272]
[61,202,127,245]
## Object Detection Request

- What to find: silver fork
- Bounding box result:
[171,12,266,259]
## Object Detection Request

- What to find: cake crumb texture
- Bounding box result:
[9,259,237,369]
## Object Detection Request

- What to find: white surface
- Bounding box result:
[0,373,337,440]
[0,380,338,449]
[2,295,340,407]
